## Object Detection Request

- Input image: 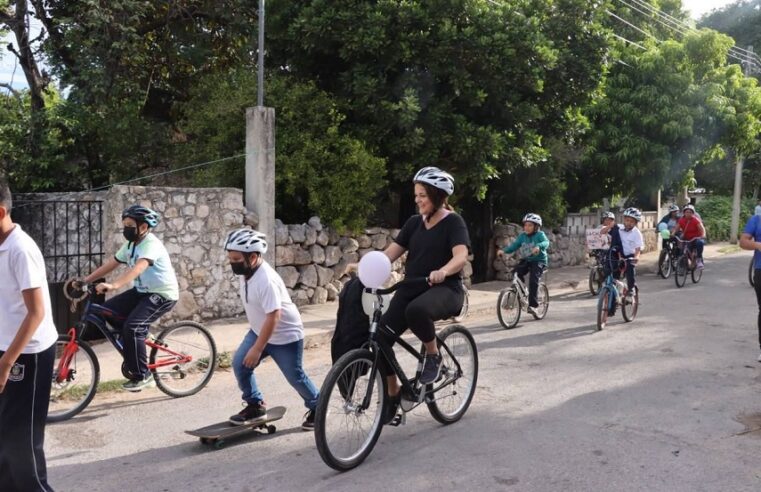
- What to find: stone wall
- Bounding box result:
[493,222,657,280]
[273,217,474,307]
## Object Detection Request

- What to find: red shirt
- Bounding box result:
[678,216,703,240]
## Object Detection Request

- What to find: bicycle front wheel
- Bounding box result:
[48,335,100,423]
[150,321,217,398]
[658,250,672,279]
[427,325,478,424]
[675,256,688,288]
[497,288,521,329]
[622,288,639,322]
[691,263,703,283]
[314,349,386,471]
[596,286,612,331]
[532,284,550,320]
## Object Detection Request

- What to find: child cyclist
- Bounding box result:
[81,205,178,391]
[600,207,643,296]
[496,213,550,316]
[224,228,320,430]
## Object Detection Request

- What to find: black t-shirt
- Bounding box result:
[395,212,471,284]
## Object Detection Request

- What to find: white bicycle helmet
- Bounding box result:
[683,204,696,213]
[601,211,615,220]
[413,167,455,196]
[522,213,542,226]
[623,207,642,222]
[225,228,268,254]
[668,204,680,213]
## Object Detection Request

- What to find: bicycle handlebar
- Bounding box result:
[673,237,701,244]
[364,277,430,295]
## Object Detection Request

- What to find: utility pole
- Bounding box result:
[246,0,276,265]
[730,45,753,244]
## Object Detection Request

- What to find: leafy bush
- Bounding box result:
[697,195,755,242]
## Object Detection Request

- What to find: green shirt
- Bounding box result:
[115,233,179,301]
[503,231,550,265]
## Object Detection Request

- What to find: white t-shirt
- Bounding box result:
[0,225,58,354]
[618,225,644,256]
[240,261,304,345]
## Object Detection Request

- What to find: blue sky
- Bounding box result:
[0,0,742,93]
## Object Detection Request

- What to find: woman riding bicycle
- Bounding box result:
[658,204,681,248]
[378,166,470,423]
[672,204,706,270]
[80,205,179,391]
[496,213,550,317]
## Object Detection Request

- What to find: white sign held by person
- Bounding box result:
[586,228,610,250]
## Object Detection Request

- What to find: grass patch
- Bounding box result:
[55,379,128,401]
[718,245,742,254]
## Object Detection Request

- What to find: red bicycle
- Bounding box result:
[49,279,217,422]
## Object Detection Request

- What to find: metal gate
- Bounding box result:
[14,200,105,336]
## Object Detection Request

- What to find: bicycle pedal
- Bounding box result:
[389,412,406,427]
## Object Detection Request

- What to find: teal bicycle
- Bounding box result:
[596,256,638,330]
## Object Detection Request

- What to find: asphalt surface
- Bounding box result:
[47,252,761,492]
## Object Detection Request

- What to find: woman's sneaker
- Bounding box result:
[302,410,316,431]
[420,353,443,385]
[229,401,267,426]
[122,373,156,392]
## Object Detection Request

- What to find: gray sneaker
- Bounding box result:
[122,373,156,392]
[420,353,443,385]
[527,306,538,317]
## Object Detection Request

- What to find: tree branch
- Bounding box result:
[0,83,21,98]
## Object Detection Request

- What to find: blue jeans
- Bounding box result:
[232,330,319,410]
[687,238,705,259]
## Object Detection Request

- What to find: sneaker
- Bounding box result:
[122,373,156,392]
[229,401,267,426]
[420,353,443,385]
[527,306,538,317]
[301,410,316,431]
[382,393,401,425]
[697,259,704,270]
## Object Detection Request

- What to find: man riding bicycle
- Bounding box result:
[672,204,706,270]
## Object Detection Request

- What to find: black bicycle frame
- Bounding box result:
[74,294,128,357]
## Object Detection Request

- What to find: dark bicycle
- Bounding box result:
[49,279,217,422]
[673,238,703,288]
[657,237,680,279]
[596,255,639,330]
[314,278,478,471]
[588,249,607,295]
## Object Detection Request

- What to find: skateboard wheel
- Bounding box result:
[267,425,276,434]
[214,440,226,450]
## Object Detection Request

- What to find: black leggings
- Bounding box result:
[378,282,464,376]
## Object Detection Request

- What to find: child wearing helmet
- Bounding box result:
[497,213,550,316]
[600,207,643,294]
[81,204,179,391]
[672,204,706,270]
[224,228,320,430]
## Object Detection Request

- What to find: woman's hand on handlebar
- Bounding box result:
[428,269,448,285]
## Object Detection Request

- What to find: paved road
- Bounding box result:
[48,252,761,491]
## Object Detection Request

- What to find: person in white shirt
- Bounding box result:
[0,179,56,492]
[600,207,643,295]
[224,228,320,430]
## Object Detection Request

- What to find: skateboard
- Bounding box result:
[185,406,287,449]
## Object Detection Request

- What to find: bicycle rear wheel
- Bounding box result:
[314,349,386,471]
[596,286,612,331]
[48,335,100,422]
[622,288,639,322]
[675,256,688,288]
[691,263,703,283]
[150,321,216,397]
[658,250,672,279]
[427,325,478,424]
[497,288,521,329]
[532,283,550,320]
[588,268,602,295]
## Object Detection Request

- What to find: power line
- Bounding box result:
[612,33,646,51]
[606,9,660,41]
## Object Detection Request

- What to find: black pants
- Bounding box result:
[102,288,176,379]
[755,269,761,349]
[0,344,55,492]
[515,260,546,308]
[379,282,464,376]
[604,252,637,291]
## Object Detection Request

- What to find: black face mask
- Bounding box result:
[123,226,139,242]
[230,261,250,276]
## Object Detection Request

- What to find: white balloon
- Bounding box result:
[358,251,391,289]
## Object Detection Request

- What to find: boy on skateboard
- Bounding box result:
[224,228,320,430]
